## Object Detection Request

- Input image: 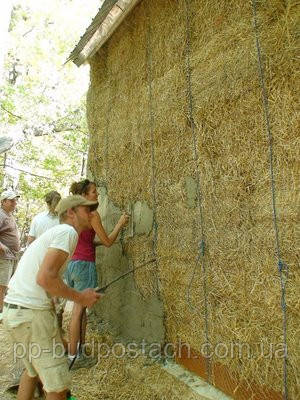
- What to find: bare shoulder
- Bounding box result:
[91,210,100,218]
[91,210,102,223]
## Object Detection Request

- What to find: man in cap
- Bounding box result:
[0,189,20,320]
[2,195,101,400]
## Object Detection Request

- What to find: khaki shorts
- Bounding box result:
[0,259,14,286]
[2,306,71,393]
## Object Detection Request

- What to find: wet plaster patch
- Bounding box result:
[133,201,153,236]
[185,176,198,208]
[95,186,165,346]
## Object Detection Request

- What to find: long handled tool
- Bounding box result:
[68,258,156,373]
[95,258,156,294]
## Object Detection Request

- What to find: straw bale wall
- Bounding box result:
[86,0,299,398]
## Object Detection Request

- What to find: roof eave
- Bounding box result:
[69,0,142,67]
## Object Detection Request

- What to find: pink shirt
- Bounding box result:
[71,229,96,262]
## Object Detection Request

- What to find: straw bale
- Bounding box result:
[87,48,109,179]
[125,235,157,298]
[87,0,299,397]
[55,309,202,400]
[69,328,203,400]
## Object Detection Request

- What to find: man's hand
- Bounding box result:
[79,288,101,308]
[37,249,102,306]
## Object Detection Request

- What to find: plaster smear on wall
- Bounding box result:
[94,185,165,346]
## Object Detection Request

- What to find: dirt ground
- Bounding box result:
[0,321,20,399]
[0,310,206,400]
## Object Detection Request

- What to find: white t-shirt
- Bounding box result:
[5,224,78,310]
[29,211,60,238]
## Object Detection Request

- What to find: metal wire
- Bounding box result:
[183,0,211,382]
[251,1,288,398]
[105,50,112,181]
[146,5,161,296]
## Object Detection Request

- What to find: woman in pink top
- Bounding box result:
[65,179,128,368]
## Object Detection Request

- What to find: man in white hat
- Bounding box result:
[2,195,101,400]
[0,189,20,319]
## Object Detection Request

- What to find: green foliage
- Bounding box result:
[0,0,99,234]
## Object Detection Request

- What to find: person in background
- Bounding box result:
[2,195,101,400]
[27,190,61,245]
[27,190,65,329]
[65,179,129,369]
[0,189,20,321]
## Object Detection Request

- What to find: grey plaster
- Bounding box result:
[185,176,197,208]
[97,186,123,239]
[94,185,165,347]
[133,201,153,236]
[97,187,153,239]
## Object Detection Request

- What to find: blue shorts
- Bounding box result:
[65,260,98,291]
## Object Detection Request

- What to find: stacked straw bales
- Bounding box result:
[87,0,299,398]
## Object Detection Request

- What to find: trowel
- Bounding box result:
[125,201,134,238]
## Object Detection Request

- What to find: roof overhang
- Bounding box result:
[67,0,141,67]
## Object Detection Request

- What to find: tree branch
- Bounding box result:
[53,126,80,134]
[76,129,89,136]
[1,105,89,138]
[0,104,23,120]
[23,27,34,37]
[55,137,87,154]
[1,164,52,180]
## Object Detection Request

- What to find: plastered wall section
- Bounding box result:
[93,186,165,345]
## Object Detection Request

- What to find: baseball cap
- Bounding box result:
[0,189,20,201]
[55,195,98,216]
